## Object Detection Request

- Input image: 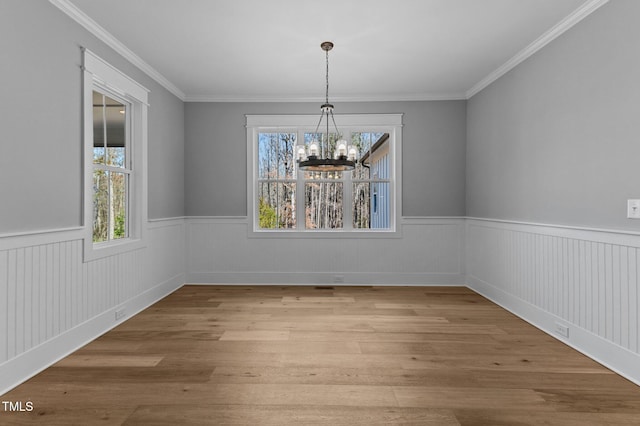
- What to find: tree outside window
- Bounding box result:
[92,91,129,243]
[251,115,398,234]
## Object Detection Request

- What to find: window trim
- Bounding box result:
[246,114,403,238]
[82,49,149,261]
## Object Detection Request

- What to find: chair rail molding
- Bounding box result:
[466,217,640,386]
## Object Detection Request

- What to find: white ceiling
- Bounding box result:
[59,0,605,102]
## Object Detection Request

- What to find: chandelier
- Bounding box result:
[296,41,358,171]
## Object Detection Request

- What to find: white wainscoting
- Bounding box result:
[466,218,640,386]
[0,218,185,394]
[4,215,640,392]
[186,217,466,286]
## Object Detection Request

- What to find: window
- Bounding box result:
[257,132,297,229]
[82,49,148,260]
[247,114,402,235]
[92,91,129,243]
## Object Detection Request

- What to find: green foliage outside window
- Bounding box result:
[259,197,277,229]
[114,213,126,238]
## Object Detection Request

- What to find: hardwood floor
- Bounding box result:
[3,285,640,425]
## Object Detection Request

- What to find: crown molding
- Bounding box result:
[466,0,609,99]
[49,0,186,101]
[50,0,608,104]
[184,92,468,103]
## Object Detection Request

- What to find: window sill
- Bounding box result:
[83,237,146,262]
[248,228,402,239]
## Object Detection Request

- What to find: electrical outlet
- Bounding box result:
[627,199,640,218]
[115,307,126,321]
[555,322,569,338]
[333,275,345,283]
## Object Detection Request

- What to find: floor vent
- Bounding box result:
[314,286,335,290]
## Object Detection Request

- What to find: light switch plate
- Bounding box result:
[628,199,640,219]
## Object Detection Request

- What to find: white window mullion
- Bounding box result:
[296,129,306,229]
[247,114,401,236]
[341,130,353,231]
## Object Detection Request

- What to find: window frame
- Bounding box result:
[82,49,148,261]
[246,114,403,238]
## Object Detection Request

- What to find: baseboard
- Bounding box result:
[187,271,466,286]
[0,273,184,395]
[467,274,640,387]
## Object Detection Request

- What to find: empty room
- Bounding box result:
[1,0,640,424]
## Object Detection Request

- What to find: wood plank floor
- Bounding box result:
[3,285,640,425]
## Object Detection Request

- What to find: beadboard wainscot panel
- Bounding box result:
[466,218,640,386]
[147,218,187,291]
[186,216,465,285]
[0,218,186,394]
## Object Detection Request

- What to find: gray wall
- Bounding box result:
[12,0,631,231]
[185,101,466,217]
[466,0,640,230]
[0,1,184,234]
[148,90,185,220]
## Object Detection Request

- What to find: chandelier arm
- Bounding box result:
[297,41,355,172]
[300,41,349,163]
[313,110,325,136]
[326,110,330,159]
[329,110,341,139]
[325,49,331,159]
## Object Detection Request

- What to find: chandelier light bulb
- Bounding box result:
[347,146,358,162]
[296,145,307,161]
[296,41,356,172]
[335,141,347,159]
[308,141,319,157]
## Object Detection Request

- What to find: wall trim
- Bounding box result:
[185,93,468,103]
[48,0,186,101]
[0,218,187,249]
[148,216,187,223]
[4,214,640,392]
[466,0,609,98]
[48,0,608,103]
[147,217,186,229]
[401,216,466,225]
[0,273,184,395]
[187,272,466,286]
[187,216,248,223]
[466,217,640,387]
[467,274,640,387]
[185,216,465,286]
[467,217,640,247]
[0,227,84,251]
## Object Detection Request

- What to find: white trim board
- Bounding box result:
[0,274,184,395]
[3,214,640,393]
[0,218,187,395]
[185,217,465,286]
[49,0,608,102]
[185,92,469,103]
[465,217,640,387]
[466,0,609,98]
[468,275,640,387]
[48,0,185,100]
[467,217,640,248]
[187,272,466,286]
[0,227,84,251]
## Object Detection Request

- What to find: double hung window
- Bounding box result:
[82,49,148,260]
[91,91,130,243]
[248,114,402,235]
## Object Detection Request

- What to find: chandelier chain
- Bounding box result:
[325,48,330,105]
[297,41,356,171]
